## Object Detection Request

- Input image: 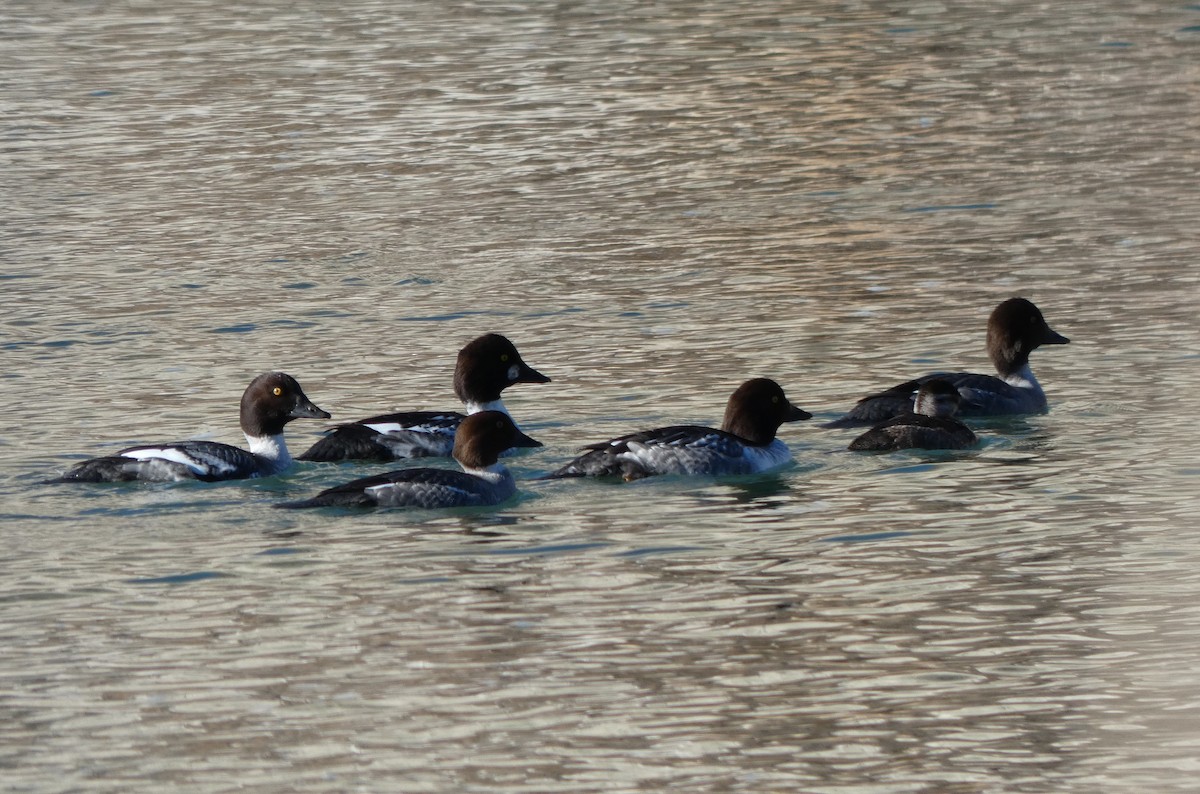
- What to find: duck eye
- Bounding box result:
[273,387,283,396]
[772,396,780,404]
[500,354,510,363]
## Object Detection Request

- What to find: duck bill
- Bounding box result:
[516,362,551,384]
[786,404,813,422]
[1041,327,1070,345]
[291,399,332,420]
[510,429,544,449]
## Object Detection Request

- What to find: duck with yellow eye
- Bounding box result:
[542,378,811,481]
[45,372,330,483]
[298,333,550,463]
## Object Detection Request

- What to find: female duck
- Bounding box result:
[828,297,1069,426]
[277,411,540,509]
[298,333,549,462]
[544,378,811,481]
[848,379,978,451]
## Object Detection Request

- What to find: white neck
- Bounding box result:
[1003,362,1042,392]
[461,462,509,483]
[465,398,508,416]
[743,439,792,471]
[247,433,291,469]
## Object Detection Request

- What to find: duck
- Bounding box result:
[826,297,1069,427]
[848,378,978,451]
[297,333,549,462]
[276,411,540,509]
[45,372,329,483]
[543,378,811,481]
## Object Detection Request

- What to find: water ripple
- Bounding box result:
[2,0,1199,792]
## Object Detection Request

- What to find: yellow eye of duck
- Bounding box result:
[500,354,510,362]
[772,395,780,403]
[273,387,283,396]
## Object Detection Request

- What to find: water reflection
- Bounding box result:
[4,0,1200,791]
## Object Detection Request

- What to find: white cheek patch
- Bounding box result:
[507,364,520,381]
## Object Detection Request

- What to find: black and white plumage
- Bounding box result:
[297,333,549,463]
[276,411,541,509]
[45,372,330,483]
[826,297,1070,427]
[848,378,978,451]
[543,378,812,481]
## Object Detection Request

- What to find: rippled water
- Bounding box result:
[4,1,1200,791]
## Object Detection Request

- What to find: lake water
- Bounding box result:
[4,1,1200,791]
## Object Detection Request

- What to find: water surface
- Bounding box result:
[4,1,1200,791]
